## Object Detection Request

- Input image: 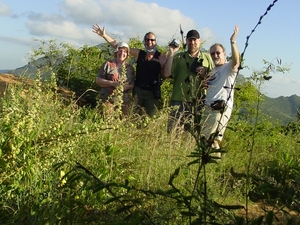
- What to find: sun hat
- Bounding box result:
[186,30,200,39]
[114,42,130,54]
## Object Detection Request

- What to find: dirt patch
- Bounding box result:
[0,73,33,96]
[0,73,74,101]
[236,203,299,224]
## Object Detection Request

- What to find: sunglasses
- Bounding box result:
[210,51,222,56]
[145,38,156,42]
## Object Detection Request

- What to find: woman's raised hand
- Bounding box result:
[92,23,106,37]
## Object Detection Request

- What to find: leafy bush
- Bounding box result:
[1,68,299,224]
[1,2,300,221]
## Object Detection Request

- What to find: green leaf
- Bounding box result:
[230,167,247,178]
[266,211,273,225]
[187,159,200,166]
[251,216,264,225]
[168,167,180,185]
[214,203,244,210]
[115,205,134,214]
[105,196,123,204]
[155,189,165,195]
[129,215,144,225]
[235,217,246,225]
[165,188,179,194]
[180,211,197,217]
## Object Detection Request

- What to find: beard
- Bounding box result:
[188,44,199,54]
[213,58,221,65]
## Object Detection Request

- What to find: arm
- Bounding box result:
[92,23,140,59]
[96,62,119,88]
[92,23,118,48]
[163,46,180,78]
[96,77,119,88]
[163,54,174,78]
[230,25,240,71]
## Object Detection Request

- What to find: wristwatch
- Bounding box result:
[231,40,236,44]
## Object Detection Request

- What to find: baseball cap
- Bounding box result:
[114,42,130,54]
[186,30,200,39]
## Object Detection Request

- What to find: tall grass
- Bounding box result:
[0,77,299,224]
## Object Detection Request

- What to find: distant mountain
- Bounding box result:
[0,69,9,73]
[260,95,300,125]
[8,59,45,79]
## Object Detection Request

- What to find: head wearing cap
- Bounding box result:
[114,42,130,54]
[186,30,200,39]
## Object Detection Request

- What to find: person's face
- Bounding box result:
[187,38,201,54]
[116,47,128,62]
[144,34,156,49]
[210,45,226,66]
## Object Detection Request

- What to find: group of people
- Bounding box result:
[92,23,240,156]
[93,24,167,117]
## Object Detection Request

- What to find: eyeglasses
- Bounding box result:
[210,51,222,56]
[145,38,156,42]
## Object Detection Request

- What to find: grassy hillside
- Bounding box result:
[260,94,300,125]
[0,78,300,224]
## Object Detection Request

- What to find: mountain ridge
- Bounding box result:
[260,95,300,124]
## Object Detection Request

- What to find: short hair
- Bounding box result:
[210,43,225,52]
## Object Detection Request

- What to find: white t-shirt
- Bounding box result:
[205,62,237,109]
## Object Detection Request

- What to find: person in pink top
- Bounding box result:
[96,42,135,116]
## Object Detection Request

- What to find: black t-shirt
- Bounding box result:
[135,50,161,87]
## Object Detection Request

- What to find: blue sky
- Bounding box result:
[0,0,298,98]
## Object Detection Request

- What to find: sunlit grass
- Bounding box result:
[1,81,300,224]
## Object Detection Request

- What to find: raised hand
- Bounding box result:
[92,23,106,37]
[230,25,239,42]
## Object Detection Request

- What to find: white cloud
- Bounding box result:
[0,1,10,16]
[262,74,300,98]
[27,20,85,40]
[22,0,200,46]
[90,0,198,43]
[61,0,103,24]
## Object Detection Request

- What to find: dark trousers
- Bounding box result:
[134,86,159,117]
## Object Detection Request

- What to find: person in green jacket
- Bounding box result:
[164,29,214,133]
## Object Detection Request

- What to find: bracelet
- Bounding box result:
[231,40,236,44]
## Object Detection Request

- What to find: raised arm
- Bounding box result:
[163,46,180,78]
[230,25,240,71]
[92,23,140,59]
[163,54,174,78]
[92,23,118,48]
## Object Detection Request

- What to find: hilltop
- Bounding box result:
[1,72,299,124]
[0,73,73,100]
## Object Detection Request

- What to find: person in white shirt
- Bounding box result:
[201,25,240,155]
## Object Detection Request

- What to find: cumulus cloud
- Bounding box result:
[27,19,84,40]
[60,0,103,24]
[22,0,204,46]
[83,0,198,44]
[0,1,11,16]
[1,0,217,68]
